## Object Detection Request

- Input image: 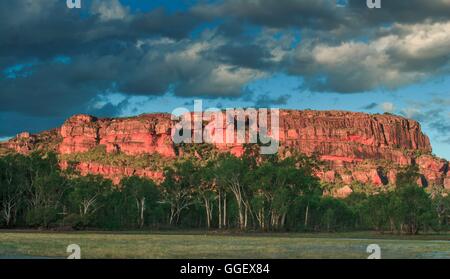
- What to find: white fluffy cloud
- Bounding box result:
[290,21,450,92]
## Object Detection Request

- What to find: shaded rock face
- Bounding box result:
[3,110,448,191]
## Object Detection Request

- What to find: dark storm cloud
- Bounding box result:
[212,43,275,69]
[0,0,208,131]
[192,1,450,94]
[2,0,450,137]
[86,97,130,117]
[0,54,122,117]
[192,0,350,30]
[0,0,202,59]
[362,102,378,110]
[194,0,450,31]
[131,8,203,40]
[255,94,291,108]
[347,0,450,25]
[0,111,66,137]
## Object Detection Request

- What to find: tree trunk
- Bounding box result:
[238,203,245,230]
[204,197,211,229]
[218,191,222,229]
[281,213,286,229]
[244,204,248,230]
[170,206,176,225]
[223,193,227,228]
[304,204,309,229]
[139,198,145,228]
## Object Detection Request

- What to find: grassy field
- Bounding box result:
[0,231,449,259]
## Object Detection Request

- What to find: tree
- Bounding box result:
[317,197,354,232]
[433,194,450,230]
[121,176,159,228]
[196,162,217,229]
[0,154,27,227]
[161,160,197,225]
[394,185,435,234]
[215,154,251,230]
[24,152,69,228]
[68,175,113,227]
[362,193,391,232]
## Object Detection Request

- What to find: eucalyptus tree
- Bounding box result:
[121,176,160,228]
[161,160,197,225]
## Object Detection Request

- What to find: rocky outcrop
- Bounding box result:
[59,114,176,157]
[2,110,448,191]
[278,110,430,166]
[2,129,61,154]
[335,186,354,199]
[416,155,448,187]
[445,173,450,190]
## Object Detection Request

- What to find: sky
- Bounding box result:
[0,0,449,159]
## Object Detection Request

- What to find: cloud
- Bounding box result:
[194,0,450,39]
[0,1,203,59]
[0,111,66,136]
[288,21,450,92]
[400,100,450,145]
[120,37,266,97]
[362,102,378,110]
[255,94,291,108]
[91,0,130,21]
[380,102,395,113]
[193,0,349,31]
[347,0,450,25]
[1,0,450,138]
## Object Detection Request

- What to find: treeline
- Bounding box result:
[0,152,449,234]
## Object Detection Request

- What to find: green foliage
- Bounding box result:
[0,150,447,234]
[396,165,420,187]
[121,176,160,228]
[66,175,113,228]
[60,145,168,170]
[393,185,436,234]
[161,160,198,225]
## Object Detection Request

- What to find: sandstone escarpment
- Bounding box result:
[278,110,431,165]
[59,114,175,157]
[2,110,447,192]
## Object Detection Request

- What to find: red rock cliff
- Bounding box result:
[2,110,447,193]
[59,114,176,157]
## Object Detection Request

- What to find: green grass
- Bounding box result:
[0,231,449,259]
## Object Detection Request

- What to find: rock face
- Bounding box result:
[59,114,176,157]
[2,110,448,192]
[278,111,431,165]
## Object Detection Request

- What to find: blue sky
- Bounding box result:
[0,0,449,159]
